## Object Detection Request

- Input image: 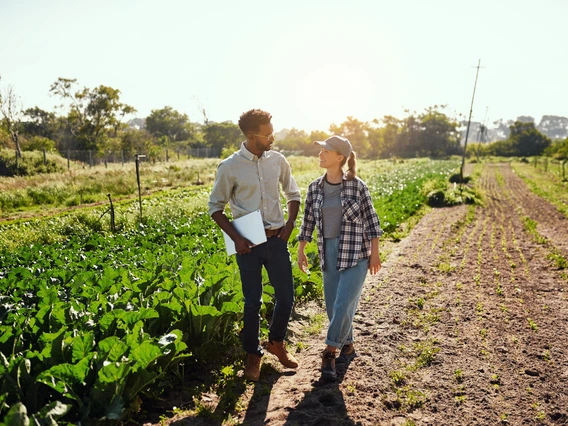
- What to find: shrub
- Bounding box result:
[427,184,483,207]
[21,136,58,152]
[426,189,446,207]
[448,172,472,184]
[0,149,66,176]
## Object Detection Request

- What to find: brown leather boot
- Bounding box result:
[265,340,299,368]
[337,343,357,364]
[244,353,261,381]
[321,350,337,382]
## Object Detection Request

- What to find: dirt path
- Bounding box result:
[150,163,568,425]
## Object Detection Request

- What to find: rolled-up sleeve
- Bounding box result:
[280,157,301,204]
[208,162,231,216]
[298,183,316,242]
[360,183,383,239]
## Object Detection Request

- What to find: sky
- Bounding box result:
[1,0,567,133]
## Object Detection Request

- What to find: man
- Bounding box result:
[208,108,301,381]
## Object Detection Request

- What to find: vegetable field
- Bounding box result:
[204,162,567,426]
[0,158,462,424]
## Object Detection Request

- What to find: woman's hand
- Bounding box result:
[369,238,382,275]
[369,251,381,275]
[297,242,309,273]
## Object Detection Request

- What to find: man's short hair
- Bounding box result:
[238,109,272,135]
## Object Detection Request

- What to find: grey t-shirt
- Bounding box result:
[322,178,342,238]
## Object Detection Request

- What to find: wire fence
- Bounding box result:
[11,147,222,169]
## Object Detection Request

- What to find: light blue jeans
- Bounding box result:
[323,237,369,348]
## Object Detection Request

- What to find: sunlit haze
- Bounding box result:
[1,0,567,132]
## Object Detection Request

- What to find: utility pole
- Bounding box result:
[460,59,483,183]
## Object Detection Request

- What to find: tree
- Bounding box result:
[395,111,420,158]
[145,106,193,143]
[486,139,516,157]
[546,137,568,179]
[275,128,308,153]
[21,107,59,140]
[306,130,329,157]
[0,76,23,156]
[118,128,154,156]
[367,120,385,159]
[21,136,57,152]
[329,116,370,157]
[416,107,461,157]
[50,78,136,151]
[202,121,242,153]
[378,115,401,158]
[517,115,535,123]
[508,121,551,156]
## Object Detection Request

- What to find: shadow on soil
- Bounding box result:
[240,364,287,425]
[283,361,357,426]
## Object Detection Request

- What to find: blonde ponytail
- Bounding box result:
[342,151,357,180]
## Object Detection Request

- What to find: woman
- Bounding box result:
[297,135,382,382]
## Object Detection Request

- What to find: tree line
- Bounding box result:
[1,76,566,165]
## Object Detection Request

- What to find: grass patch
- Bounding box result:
[305,313,327,335]
[512,162,568,219]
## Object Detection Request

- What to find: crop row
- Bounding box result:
[0,159,459,424]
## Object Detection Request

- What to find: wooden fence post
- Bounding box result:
[135,154,146,223]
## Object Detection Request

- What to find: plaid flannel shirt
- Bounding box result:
[298,174,383,271]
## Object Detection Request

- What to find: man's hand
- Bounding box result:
[277,222,294,242]
[234,235,254,255]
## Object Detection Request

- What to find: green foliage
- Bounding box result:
[486,121,552,157]
[274,128,311,155]
[545,138,568,179]
[0,214,236,422]
[0,157,474,422]
[377,106,461,159]
[49,78,136,151]
[21,136,57,152]
[426,184,483,207]
[21,107,59,141]
[117,128,154,156]
[449,172,471,184]
[145,106,194,143]
[421,169,483,208]
[202,121,241,153]
[0,149,66,176]
[547,137,568,160]
[330,116,372,156]
[416,107,461,157]
[509,121,551,156]
[368,159,460,233]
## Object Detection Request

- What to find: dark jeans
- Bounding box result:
[236,236,295,356]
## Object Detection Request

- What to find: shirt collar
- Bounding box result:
[318,172,347,187]
[239,141,267,161]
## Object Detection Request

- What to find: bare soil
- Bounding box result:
[140,163,568,426]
